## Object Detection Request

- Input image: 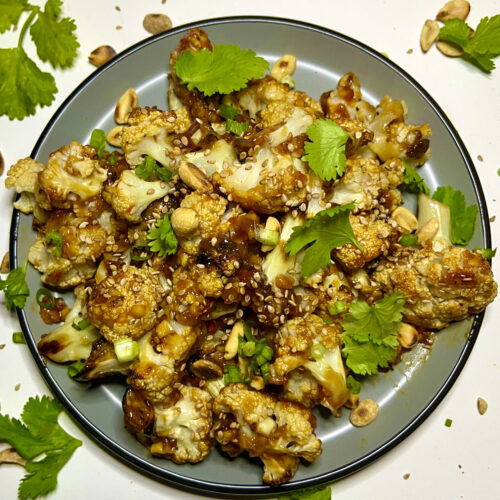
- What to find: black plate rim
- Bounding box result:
[9,15,491,497]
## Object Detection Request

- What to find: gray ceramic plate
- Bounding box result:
[10,16,491,498]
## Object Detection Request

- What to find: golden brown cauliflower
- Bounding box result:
[150,385,213,464]
[212,383,322,485]
[87,266,165,342]
[38,141,107,209]
[372,246,498,329]
[128,320,200,403]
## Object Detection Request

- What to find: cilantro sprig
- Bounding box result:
[302,119,350,181]
[135,155,172,182]
[439,15,500,73]
[279,486,332,500]
[285,203,362,277]
[0,0,79,120]
[0,395,81,499]
[342,292,405,375]
[175,44,269,96]
[0,260,30,310]
[147,212,178,257]
[399,160,430,195]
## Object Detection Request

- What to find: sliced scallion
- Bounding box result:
[36,288,55,309]
[113,338,140,363]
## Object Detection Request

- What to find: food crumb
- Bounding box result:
[1,251,10,274]
[14,384,21,391]
[477,154,483,162]
[0,151,4,176]
[403,473,410,480]
[162,0,166,3]
[477,397,488,415]
[116,25,123,30]
[490,216,496,223]
[406,48,413,54]
[444,418,453,427]
[0,344,5,350]
[115,5,121,11]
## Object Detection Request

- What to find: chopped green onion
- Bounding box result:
[130,243,153,262]
[67,361,85,378]
[311,343,327,361]
[113,338,140,363]
[224,364,243,384]
[255,227,279,246]
[12,331,25,344]
[445,418,453,428]
[346,374,361,395]
[322,317,333,325]
[260,345,273,362]
[242,341,256,357]
[72,319,90,331]
[328,301,346,316]
[260,362,270,382]
[280,75,296,88]
[399,233,418,246]
[36,288,55,309]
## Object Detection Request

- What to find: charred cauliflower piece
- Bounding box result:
[121,107,191,167]
[272,315,348,413]
[128,320,200,403]
[372,246,498,329]
[213,383,322,485]
[38,141,107,209]
[78,338,131,380]
[150,385,213,464]
[38,286,99,363]
[103,169,172,222]
[282,369,321,408]
[87,266,165,342]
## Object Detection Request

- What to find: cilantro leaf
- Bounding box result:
[225,118,249,136]
[0,260,30,310]
[302,119,350,181]
[29,0,79,69]
[219,104,240,120]
[343,292,405,347]
[285,203,362,277]
[0,0,28,33]
[439,16,500,73]
[432,186,478,245]
[135,156,172,182]
[346,375,361,395]
[175,44,269,96]
[89,129,107,159]
[147,213,178,257]
[46,230,63,258]
[279,485,332,500]
[399,160,430,195]
[342,293,405,375]
[0,47,57,120]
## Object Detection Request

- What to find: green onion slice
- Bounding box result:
[113,338,140,363]
[224,364,243,384]
[36,288,55,309]
[68,361,85,378]
[311,343,327,361]
[12,331,26,344]
[72,319,91,331]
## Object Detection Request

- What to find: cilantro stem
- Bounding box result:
[17,8,38,49]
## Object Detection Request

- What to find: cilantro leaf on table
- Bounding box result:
[0,0,28,33]
[147,212,178,257]
[342,292,405,375]
[0,260,30,310]
[29,0,79,69]
[0,395,82,500]
[432,186,478,245]
[399,160,430,195]
[439,15,500,73]
[302,119,350,181]
[279,485,332,500]
[285,203,362,277]
[175,44,269,96]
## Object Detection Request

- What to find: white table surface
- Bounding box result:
[1,1,499,499]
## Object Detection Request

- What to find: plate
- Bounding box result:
[10,16,491,497]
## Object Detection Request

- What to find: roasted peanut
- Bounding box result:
[417,217,439,243]
[0,251,9,274]
[477,397,488,415]
[436,41,463,57]
[270,54,297,81]
[170,207,199,237]
[436,1,470,22]
[224,320,245,360]
[344,393,360,409]
[397,323,418,349]
[143,13,173,35]
[0,447,26,466]
[178,161,212,193]
[392,207,419,233]
[89,45,117,67]
[250,376,265,391]
[106,126,125,147]
[115,88,138,124]
[420,20,440,52]
[349,399,379,427]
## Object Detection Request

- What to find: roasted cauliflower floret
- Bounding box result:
[121,106,191,167]
[372,246,498,329]
[150,385,213,464]
[214,147,308,214]
[38,141,107,209]
[334,212,398,271]
[103,169,171,222]
[128,320,200,403]
[330,157,405,212]
[213,383,322,485]
[79,338,131,380]
[271,315,348,412]
[281,369,320,408]
[37,286,99,363]
[87,266,165,342]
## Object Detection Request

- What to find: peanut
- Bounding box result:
[114,88,138,124]
[420,20,440,53]
[106,126,125,147]
[417,217,439,243]
[350,399,379,427]
[392,206,419,233]
[397,323,418,349]
[436,1,470,22]
[270,54,297,81]
[88,45,117,67]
